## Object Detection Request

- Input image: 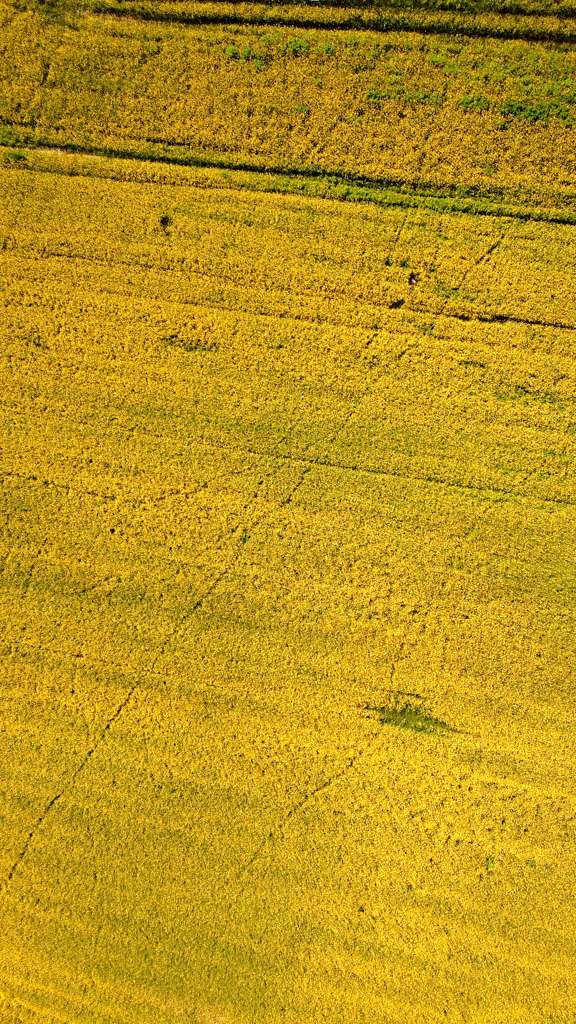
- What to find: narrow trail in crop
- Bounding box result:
[199,439,575,508]
[234,726,384,886]
[5,236,576,333]
[8,438,573,516]
[0,465,254,515]
[19,537,47,597]
[0,441,326,897]
[1,685,139,893]
[446,231,511,315]
[218,346,470,903]
[4,427,574,515]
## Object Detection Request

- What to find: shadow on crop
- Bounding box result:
[363,692,460,736]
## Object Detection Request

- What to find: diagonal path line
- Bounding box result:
[233,725,385,892]
[5,243,574,332]
[214,353,410,904]
[5,138,576,228]
[1,685,138,892]
[0,441,318,895]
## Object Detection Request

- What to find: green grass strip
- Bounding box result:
[3,135,576,228]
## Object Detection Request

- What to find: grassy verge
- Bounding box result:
[4,141,576,228]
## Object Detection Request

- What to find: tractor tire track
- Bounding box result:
[1,684,138,893]
[4,136,576,228]
[88,4,576,45]
[234,725,385,889]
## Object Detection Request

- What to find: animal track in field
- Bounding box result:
[234,724,384,886]
[1,684,139,893]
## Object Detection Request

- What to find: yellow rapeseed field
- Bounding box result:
[2,0,576,207]
[1,3,576,1022]
[1,151,575,1022]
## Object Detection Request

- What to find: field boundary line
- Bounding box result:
[4,142,576,229]
[87,3,576,45]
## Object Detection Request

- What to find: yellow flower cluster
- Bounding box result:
[1,153,576,1022]
[1,1,576,206]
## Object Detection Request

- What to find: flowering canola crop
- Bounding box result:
[1,9,576,1024]
[1,0,576,209]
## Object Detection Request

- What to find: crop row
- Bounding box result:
[18,0,576,17]
[23,0,576,43]
[6,143,576,228]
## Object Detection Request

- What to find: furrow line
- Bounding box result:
[5,245,575,335]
